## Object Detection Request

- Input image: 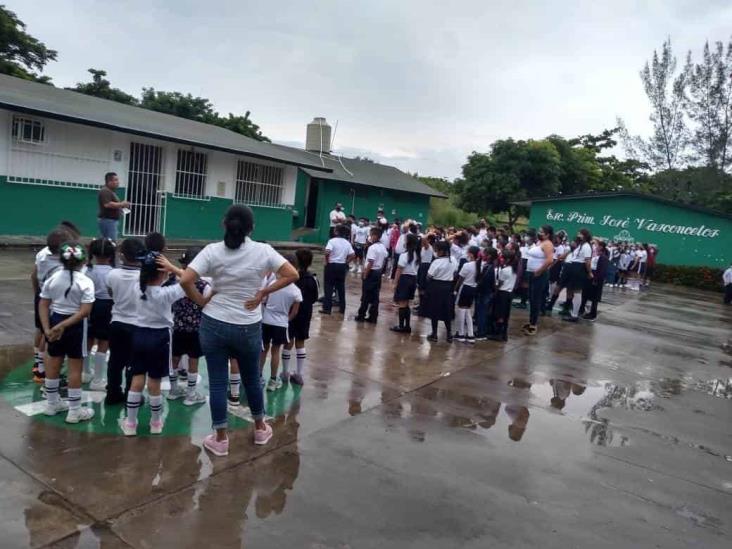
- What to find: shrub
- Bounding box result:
[651,263,725,293]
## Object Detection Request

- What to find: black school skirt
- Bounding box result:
[394,274,417,301]
[422,279,455,321]
[457,284,476,308]
[564,262,590,291]
[417,263,430,290]
[549,261,563,283]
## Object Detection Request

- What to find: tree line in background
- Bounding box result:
[0,6,268,141]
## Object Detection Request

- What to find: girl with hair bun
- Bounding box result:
[38,242,96,423]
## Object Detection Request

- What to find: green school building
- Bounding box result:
[0,75,443,243]
[525,192,732,267]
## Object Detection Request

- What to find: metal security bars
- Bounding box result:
[235,160,284,208]
[11,116,45,145]
[175,149,208,199]
[124,142,165,236]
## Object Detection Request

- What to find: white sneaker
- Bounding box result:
[44,400,69,416]
[266,378,283,392]
[183,392,207,406]
[119,418,137,436]
[81,371,93,384]
[89,378,107,391]
[65,407,95,423]
[166,385,185,400]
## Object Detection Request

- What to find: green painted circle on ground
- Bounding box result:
[0,359,300,437]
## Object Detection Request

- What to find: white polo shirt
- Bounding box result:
[189,238,287,325]
[138,284,186,329]
[107,267,141,324]
[35,247,62,284]
[428,257,456,281]
[569,243,592,263]
[40,269,95,316]
[458,261,478,287]
[397,252,419,276]
[497,266,517,292]
[86,264,113,300]
[325,237,355,263]
[366,242,389,270]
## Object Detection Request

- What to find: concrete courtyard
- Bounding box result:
[0,249,730,548]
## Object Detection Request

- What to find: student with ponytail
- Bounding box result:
[39,242,96,423]
[84,238,116,390]
[181,205,299,456]
[391,232,421,333]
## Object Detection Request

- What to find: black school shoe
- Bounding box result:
[365,318,378,324]
[104,392,126,406]
[390,326,411,333]
[582,314,597,322]
[353,316,366,322]
[427,333,438,342]
[562,316,579,323]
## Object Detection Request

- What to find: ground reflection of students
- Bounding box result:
[506,377,531,441]
[550,379,587,410]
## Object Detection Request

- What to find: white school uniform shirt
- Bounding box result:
[428,257,457,281]
[137,284,186,329]
[723,267,732,285]
[262,283,303,328]
[458,261,478,287]
[325,237,355,263]
[354,226,369,245]
[366,242,389,270]
[397,252,420,276]
[106,267,140,324]
[40,269,95,316]
[86,264,113,300]
[497,266,517,292]
[450,243,463,262]
[379,232,391,249]
[395,233,408,254]
[329,209,346,227]
[469,235,481,247]
[188,238,287,325]
[421,244,434,264]
[569,242,592,263]
[35,247,62,284]
[618,253,631,270]
[636,249,648,264]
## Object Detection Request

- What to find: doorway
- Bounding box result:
[305,178,319,228]
[124,142,166,236]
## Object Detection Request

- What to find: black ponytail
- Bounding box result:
[58,242,85,298]
[406,233,420,264]
[467,246,482,280]
[139,252,160,300]
[224,205,254,249]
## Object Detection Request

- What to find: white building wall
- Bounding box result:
[0,109,297,206]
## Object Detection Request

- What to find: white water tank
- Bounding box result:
[306,117,332,154]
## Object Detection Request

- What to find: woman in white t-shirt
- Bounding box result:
[181,205,299,457]
[563,229,593,322]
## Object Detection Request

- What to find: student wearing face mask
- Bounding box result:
[562,229,593,323]
[328,202,347,238]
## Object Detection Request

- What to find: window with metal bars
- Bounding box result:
[174,149,208,198]
[235,160,284,207]
[12,116,45,145]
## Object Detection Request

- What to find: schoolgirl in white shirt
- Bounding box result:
[84,238,116,391]
[39,242,96,423]
[489,249,518,342]
[391,233,421,333]
[454,246,481,344]
[424,241,457,343]
[562,229,593,322]
[417,233,436,305]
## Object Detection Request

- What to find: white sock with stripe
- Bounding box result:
[296,349,307,376]
[186,374,197,396]
[281,350,291,376]
[67,388,82,411]
[149,395,163,423]
[44,378,60,405]
[229,373,241,397]
[126,391,142,424]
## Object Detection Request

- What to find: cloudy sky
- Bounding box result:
[13,0,732,178]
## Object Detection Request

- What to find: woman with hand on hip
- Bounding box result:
[180,205,299,457]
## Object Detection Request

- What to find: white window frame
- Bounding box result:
[174,148,208,200]
[11,115,46,145]
[234,159,285,208]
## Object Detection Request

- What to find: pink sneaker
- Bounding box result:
[254,423,273,446]
[203,434,229,457]
[149,419,164,435]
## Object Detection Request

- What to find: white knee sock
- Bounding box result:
[37,355,45,374]
[126,391,142,424]
[571,296,582,318]
[44,378,60,405]
[466,312,474,337]
[456,308,466,335]
[281,350,291,376]
[67,387,82,411]
[296,349,307,376]
[186,374,197,396]
[149,395,163,422]
[229,373,241,397]
[93,353,106,381]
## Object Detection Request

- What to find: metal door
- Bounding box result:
[123,142,166,236]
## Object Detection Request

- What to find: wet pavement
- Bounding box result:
[0,249,730,548]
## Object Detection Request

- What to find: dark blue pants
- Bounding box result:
[475,292,494,337]
[322,263,348,313]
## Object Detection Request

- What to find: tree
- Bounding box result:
[216,112,269,142]
[417,176,452,195]
[0,5,56,83]
[619,39,688,170]
[683,39,732,171]
[69,68,138,105]
[649,167,732,213]
[454,139,561,229]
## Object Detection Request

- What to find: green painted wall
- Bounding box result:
[296,174,432,243]
[529,195,732,267]
[0,176,294,242]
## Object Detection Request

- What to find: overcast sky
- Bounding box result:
[12,0,732,179]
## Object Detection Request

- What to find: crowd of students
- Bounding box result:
[29,207,671,456]
[322,215,662,342]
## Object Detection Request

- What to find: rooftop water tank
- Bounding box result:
[306,117,332,154]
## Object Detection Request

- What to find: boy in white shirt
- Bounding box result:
[355,227,389,323]
[321,224,355,315]
[261,260,303,391]
[351,218,370,274]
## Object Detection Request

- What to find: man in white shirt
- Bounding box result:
[351,218,370,274]
[355,227,389,323]
[329,203,347,238]
[724,263,732,305]
[321,224,355,315]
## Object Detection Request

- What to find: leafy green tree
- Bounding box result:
[454,139,561,229]
[0,5,56,83]
[618,38,688,170]
[216,112,269,142]
[69,68,137,105]
[650,167,732,213]
[418,176,452,195]
[546,134,602,194]
[683,39,732,171]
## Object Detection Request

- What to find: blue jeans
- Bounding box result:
[199,314,264,429]
[475,292,494,337]
[528,271,549,325]
[98,217,118,241]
